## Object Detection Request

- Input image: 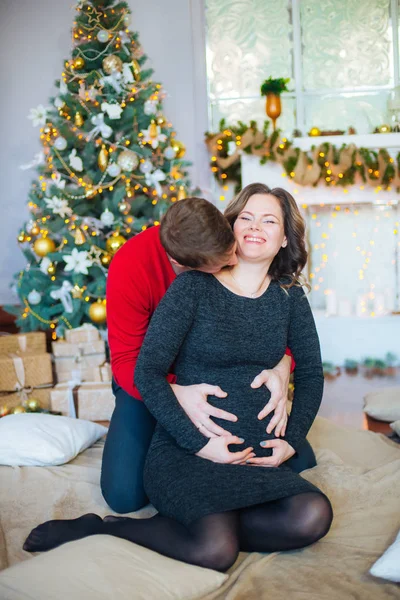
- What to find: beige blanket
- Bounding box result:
[0,416,399,598]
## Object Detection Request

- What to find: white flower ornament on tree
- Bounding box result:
[63,248,93,275]
[145,168,166,195]
[44,196,72,218]
[141,124,166,149]
[27,104,50,127]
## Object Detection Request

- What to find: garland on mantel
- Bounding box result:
[205,120,400,195]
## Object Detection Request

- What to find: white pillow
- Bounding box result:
[370,529,400,582]
[0,535,228,600]
[0,413,107,466]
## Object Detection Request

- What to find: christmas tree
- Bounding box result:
[7,0,193,340]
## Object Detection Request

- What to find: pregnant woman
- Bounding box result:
[24,183,333,571]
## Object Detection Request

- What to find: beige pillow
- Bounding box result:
[390,420,400,436]
[0,535,228,600]
[363,388,400,422]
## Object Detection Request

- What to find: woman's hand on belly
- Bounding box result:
[196,435,255,465]
[245,439,295,468]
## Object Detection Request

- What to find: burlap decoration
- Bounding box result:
[52,339,106,384]
[206,128,400,190]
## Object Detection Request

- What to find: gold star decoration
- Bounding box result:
[87,245,103,264]
[71,284,86,299]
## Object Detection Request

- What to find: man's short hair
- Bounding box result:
[159,198,235,268]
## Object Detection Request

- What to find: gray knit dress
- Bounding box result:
[134,271,324,526]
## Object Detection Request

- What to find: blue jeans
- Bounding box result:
[100,380,317,514]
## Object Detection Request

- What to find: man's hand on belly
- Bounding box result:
[170,383,238,438]
[251,354,291,437]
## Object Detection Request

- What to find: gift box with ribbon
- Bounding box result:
[64,323,101,345]
[50,381,115,421]
[0,352,53,393]
[0,331,46,355]
[52,340,106,383]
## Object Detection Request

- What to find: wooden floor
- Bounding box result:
[318,368,400,433]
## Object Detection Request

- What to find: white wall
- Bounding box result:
[0,0,210,304]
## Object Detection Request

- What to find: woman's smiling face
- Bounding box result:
[233,193,287,262]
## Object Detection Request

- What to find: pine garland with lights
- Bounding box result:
[206,119,400,194]
[7,0,194,339]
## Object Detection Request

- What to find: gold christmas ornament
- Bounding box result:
[101,253,112,267]
[74,227,86,245]
[149,120,158,139]
[75,111,84,127]
[30,223,40,236]
[72,284,85,299]
[177,185,187,201]
[171,139,186,159]
[73,56,85,70]
[117,149,139,172]
[103,54,123,74]
[33,236,56,257]
[157,116,166,126]
[12,405,26,414]
[89,299,107,324]
[118,201,130,214]
[98,144,109,172]
[106,233,127,255]
[377,124,391,134]
[47,262,56,275]
[26,398,41,412]
[0,405,10,418]
[17,232,26,243]
[309,127,321,137]
[132,59,141,81]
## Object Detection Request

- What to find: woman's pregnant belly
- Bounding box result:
[208,384,280,458]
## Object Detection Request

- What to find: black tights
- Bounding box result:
[23,492,333,572]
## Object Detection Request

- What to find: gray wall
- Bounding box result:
[0,0,210,304]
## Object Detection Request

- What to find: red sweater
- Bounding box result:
[107,225,294,400]
[107,226,176,399]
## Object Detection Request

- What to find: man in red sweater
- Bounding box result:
[102,198,309,513]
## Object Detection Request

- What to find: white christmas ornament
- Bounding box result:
[145,169,166,196]
[141,124,167,149]
[87,113,112,140]
[50,281,74,313]
[54,97,64,109]
[69,149,83,172]
[100,209,115,226]
[123,14,131,26]
[144,99,158,115]
[54,136,67,151]
[27,289,41,305]
[50,172,66,189]
[101,102,123,120]
[63,248,92,275]
[164,146,176,160]
[44,196,72,219]
[117,150,139,172]
[139,159,153,174]
[107,163,121,177]
[97,30,109,43]
[27,104,49,127]
[59,79,68,95]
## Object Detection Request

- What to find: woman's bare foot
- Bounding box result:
[23,513,103,552]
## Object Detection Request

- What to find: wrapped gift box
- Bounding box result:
[50,382,114,421]
[0,331,46,354]
[52,340,106,383]
[65,324,101,344]
[0,352,53,392]
[0,386,53,412]
[100,362,112,383]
